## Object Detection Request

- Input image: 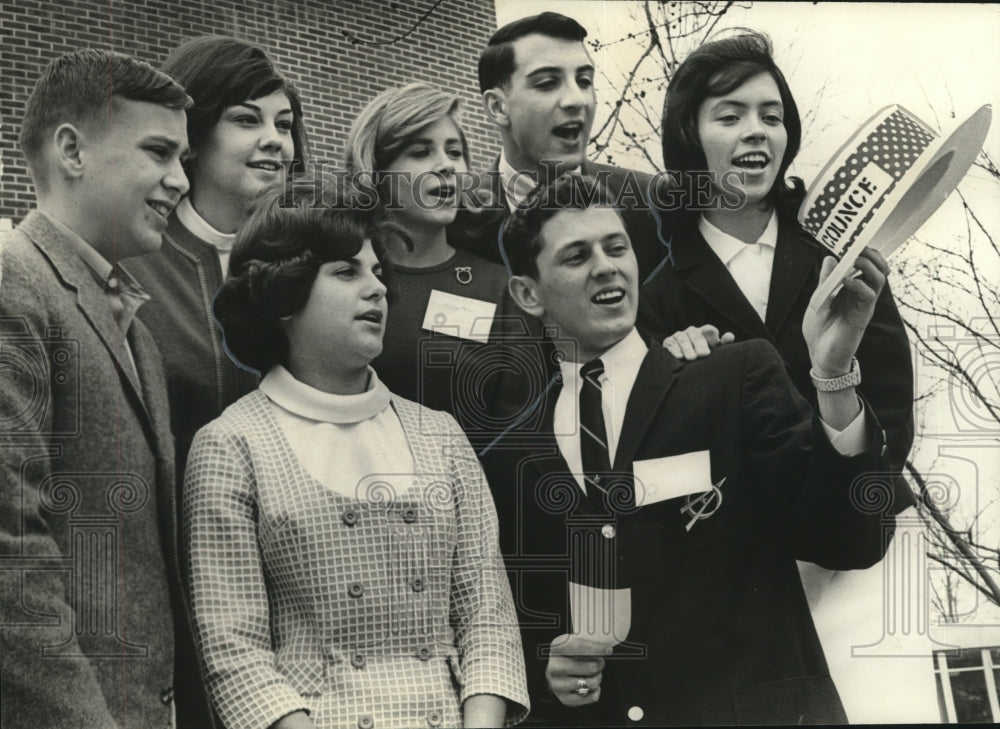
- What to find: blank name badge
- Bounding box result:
[422,289,496,343]
[633,450,712,507]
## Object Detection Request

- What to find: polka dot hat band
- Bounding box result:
[799,103,992,307]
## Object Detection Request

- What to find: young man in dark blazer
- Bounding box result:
[451,11,671,285]
[502,174,897,726]
[452,12,676,537]
[0,51,202,728]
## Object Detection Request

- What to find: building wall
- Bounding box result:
[0,0,500,222]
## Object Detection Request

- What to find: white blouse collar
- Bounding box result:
[176,196,237,252]
[699,210,778,266]
[260,364,392,424]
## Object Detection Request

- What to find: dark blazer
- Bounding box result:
[0,211,187,728]
[637,217,914,511]
[450,158,673,284]
[125,211,258,491]
[126,211,249,728]
[508,341,893,726]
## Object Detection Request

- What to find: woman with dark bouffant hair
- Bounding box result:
[122,35,312,728]
[128,34,310,482]
[638,29,919,722]
[183,187,528,729]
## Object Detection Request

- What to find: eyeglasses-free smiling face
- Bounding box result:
[512,206,638,363]
[696,71,788,209]
[79,98,189,258]
[189,88,295,218]
[382,115,469,230]
[490,33,596,176]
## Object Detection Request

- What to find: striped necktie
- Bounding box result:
[579,358,611,506]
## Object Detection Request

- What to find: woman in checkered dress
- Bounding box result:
[183,189,528,729]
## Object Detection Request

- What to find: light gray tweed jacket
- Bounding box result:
[0,211,183,728]
[184,388,529,729]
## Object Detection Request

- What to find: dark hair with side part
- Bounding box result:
[502,173,621,279]
[661,29,805,220]
[162,35,310,181]
[478,11,588,93]
[19,49,191,182]
[214,182,390,375]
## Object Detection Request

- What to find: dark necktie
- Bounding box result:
[579,358,611,508]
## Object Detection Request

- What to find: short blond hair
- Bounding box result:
[343,82,470,177]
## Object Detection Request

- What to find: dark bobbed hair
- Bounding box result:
[661,29,805,220]
[478,11,588,93]
[503,173,622,279]
[162,35,310,179]
[214,182,390,375]
[19,49,191,181]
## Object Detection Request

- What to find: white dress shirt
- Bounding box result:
[554,329,648,492]
[554,328,868,495]
[699,211,778,322]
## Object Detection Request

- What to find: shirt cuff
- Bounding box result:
[819,398,868,456]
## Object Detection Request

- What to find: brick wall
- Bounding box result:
[0,0,500,222]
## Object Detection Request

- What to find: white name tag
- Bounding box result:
[633,450,712,507]
[569,582,631,647]
[421,289,496,344]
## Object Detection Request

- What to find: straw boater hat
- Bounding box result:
[799,103,992,306]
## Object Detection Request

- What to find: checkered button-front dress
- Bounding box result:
[184,390,528,729]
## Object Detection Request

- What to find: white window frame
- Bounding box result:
[935,648,1000,723]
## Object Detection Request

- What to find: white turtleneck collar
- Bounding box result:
[260,364,391,424]
[176,196,237,274]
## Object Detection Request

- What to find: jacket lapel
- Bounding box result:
[613,348,683,471]
[520,376,571,482]
[764,221,822,338]
[452,157,508,264]
[129,322,180,573]
[673,226,776,344]
[129,324,174,463]
[22,212,155,429]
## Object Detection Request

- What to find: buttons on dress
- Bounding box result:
[358,715,374,729]
[351,652,367,669]
[426,710,443,727]
[411,577,425,593]
[627,705,644,722]
[348,582,365,598]
[342,509,359,526]
[417,645,433,661]
[402,507,418,523]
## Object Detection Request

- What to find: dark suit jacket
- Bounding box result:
[0,211,188,728]
[637,217,914,511]
[450,158,673,285]
[125,212,245,728]
[450,157,675,533]
[508,341,893,726]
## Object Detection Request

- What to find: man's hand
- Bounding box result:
[546,634,612,707]
[662,325,735,361]
[803,248,889,377]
